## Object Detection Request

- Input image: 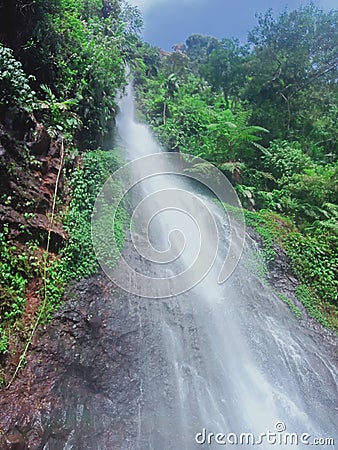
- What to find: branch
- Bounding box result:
[287,59,338,99]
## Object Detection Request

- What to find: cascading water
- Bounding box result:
[104,83,337,450]
[1,85,337,450]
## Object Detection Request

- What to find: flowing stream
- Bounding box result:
[110,84,338,450]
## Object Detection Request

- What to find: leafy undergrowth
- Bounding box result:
[61,150,128,282]
[242,209,338,330]
[0,150,128,383]
[0,232,39,359]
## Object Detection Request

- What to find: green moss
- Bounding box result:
[245,250,269,283]
[278,293,302,320]
[244,212,277,264]
[221,203,337,330]
[295,285,330,328]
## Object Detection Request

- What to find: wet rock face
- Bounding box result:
[246,227,299,300]
[0,231,337,449]
[0,273,143,450]
[0,105,65,250]
[1,428,26,450]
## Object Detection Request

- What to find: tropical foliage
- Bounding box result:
[0,0,337,376]
[0,0,137,367]
[135,5,338,325]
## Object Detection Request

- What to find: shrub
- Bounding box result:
[0,44,37,111]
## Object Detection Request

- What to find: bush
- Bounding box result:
[286,232,337,306]
[0,44,37,111]
[61,150,128,281]
[262,140,313,178]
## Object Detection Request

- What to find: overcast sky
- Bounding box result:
[128,0,337,50]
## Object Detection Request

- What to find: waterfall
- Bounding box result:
[94,84,337,449]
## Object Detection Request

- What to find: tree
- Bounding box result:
[245,5,338,150]
[162,51,190,79]
[199,38,248,107]
[185,34,221,65]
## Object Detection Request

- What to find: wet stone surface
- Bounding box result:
[0,273,143,450]
[0,232,337,450]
